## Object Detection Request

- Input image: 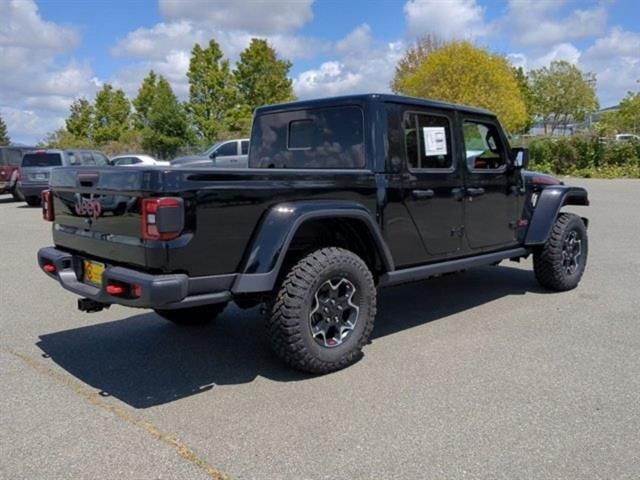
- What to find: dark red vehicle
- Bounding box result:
[0,146,36,200]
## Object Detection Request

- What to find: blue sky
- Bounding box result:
[1,0,639,144]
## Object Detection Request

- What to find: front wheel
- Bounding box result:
[154,302,228,325]
[268,247,377,374]
[534,213,588,291]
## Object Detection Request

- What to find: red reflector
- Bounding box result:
[44,263,56,273]
[132,284,142,298]
[106,284,126,296]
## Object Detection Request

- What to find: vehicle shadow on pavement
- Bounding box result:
[37,265,546,409]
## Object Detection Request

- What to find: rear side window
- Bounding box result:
[21,153,62,167]
[403,112,453,170]
[241,140,249,155]
[250,106,365,169]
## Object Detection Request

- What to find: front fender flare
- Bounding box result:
[524,186,589,245]
[232,201,393,293]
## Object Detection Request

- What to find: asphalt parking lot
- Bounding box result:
[1,178,639,480]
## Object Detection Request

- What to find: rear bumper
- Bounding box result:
[18,182,48,197]
[37,247,234,309]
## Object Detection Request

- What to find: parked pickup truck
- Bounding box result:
[38,94,589,374]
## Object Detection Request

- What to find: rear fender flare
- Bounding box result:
[524,186,589,245]
[232,201,394,293]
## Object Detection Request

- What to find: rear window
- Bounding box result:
[22,153,63,167]
[249,106,365,169]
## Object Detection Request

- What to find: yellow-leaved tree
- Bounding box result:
[393,41,528,133]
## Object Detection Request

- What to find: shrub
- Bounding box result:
[526,135,639,178]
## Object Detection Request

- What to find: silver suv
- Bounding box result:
[19,149,110,206]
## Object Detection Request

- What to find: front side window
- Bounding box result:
[216,142,238,157]
[81,152,96,165]
[114,157,135,166]
[92,152,109,166]
[404,112,453,170]
[250,106,365,169]
[463,121,507,170]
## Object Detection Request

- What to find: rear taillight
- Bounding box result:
[42,189,54,221]
[141,197,184,240]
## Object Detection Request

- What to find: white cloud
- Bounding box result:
[0,106,65,142]
[110,2,324,101]
[159,0,314,35]
[581,28,640,106]
[404,0,487,39]
[0,0,79,51]
[505,0,607,48]
[0,0,96,143]
[293,25,404,99]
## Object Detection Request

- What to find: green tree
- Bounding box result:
[600,84,640,134]
[142,77,189,159]
[529,60,599,135]
[0,115,9,145]
[187,39,236,144]
[512,66,535,132]
[391,34,444,94]
[395,41,528,132]
[233,38,295,132]
[93,84,131,143]
[65,98,94,140]
[132,70,158,130]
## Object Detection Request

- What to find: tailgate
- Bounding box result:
[49,167,176,271]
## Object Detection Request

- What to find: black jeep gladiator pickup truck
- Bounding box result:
[38,94,589,374]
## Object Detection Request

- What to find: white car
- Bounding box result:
[615,134,640,142]
[110,154,169,167]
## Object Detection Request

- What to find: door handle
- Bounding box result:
[412,189,435,199]
[451,187,465,201]
[466,187,485,197]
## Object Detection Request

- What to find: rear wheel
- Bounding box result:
[268,247,376,374]
[25,196,40,207]
[154,302,227,325]
[11,187,24,202]
[534,213,588,291]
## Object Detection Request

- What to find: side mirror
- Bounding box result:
[512,147,529,169]
[209,151,218,159]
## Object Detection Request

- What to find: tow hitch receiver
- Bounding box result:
[78,298,110,313]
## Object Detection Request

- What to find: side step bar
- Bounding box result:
[378,248,529,288]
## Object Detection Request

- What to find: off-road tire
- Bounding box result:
[25,196,41,207]
[268,247,376,374]
[534,213,588,291]
[154,302,227,325]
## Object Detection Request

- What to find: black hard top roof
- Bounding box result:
[255,93,494,116]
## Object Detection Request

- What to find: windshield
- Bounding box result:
[21,153,63,167]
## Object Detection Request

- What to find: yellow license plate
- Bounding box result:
[84,260,105,287]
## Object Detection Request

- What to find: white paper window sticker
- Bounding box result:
[423,126,447,156]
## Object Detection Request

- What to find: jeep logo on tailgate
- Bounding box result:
[75,197,102,220]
